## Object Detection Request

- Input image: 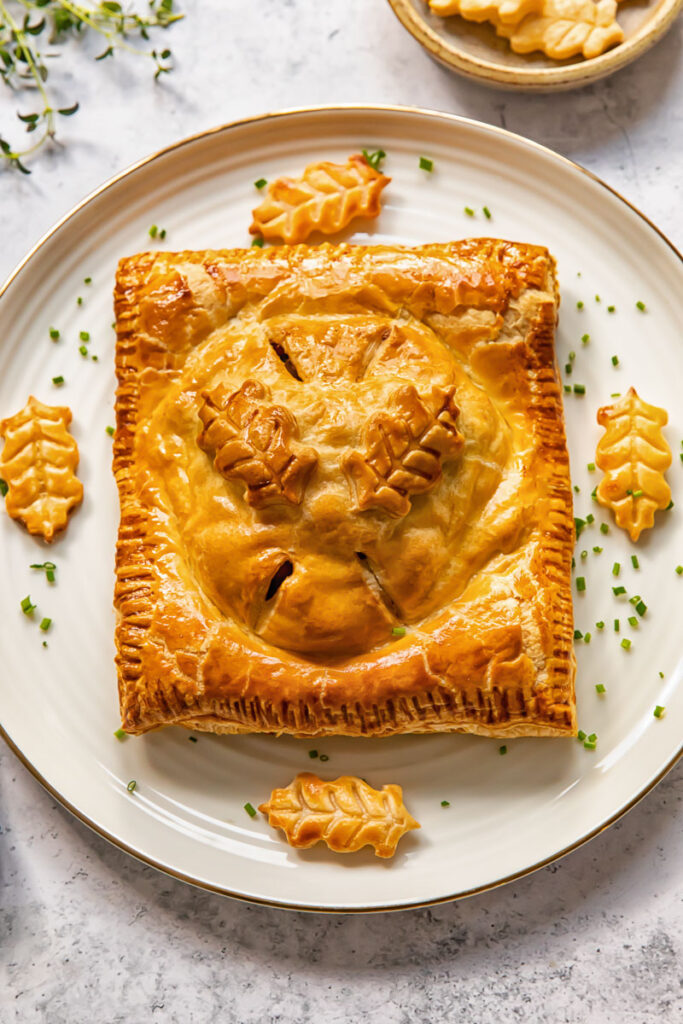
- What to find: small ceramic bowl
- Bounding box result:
[387,0,683,91]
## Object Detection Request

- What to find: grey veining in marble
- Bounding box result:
[0,2,682,1021]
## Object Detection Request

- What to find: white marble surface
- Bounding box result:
[1,2,682,1021]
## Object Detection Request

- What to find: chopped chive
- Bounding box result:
[77,296,83,306]
[632,489,643,498]
[91,355,99,362]
[586,514,594,524]
[635,600,647,617]
[308,749,319,759]
[612,562,621,577]
[575,517,586,536]
[584,740,597,750]
[666,500,674,510]
[614,619,620,632]
[636,301,646,311]
[127,780,137,792]
[392,626,407,637]
[574,485,580,494]
[188,736,198,742]
[114,728,127,740]
[581,333,590,344]
[39,617,51,632]
[244,802,257,818]
[362,148,386,170]
[574,629,583,640]
[149,224,158,238]
[254,177,267,189]
[580,550,588,560]
[591,488,598,500]
[631,555,639,569]
[565,363,573,375]
[587,462,596,472]
[680,453,683,463]
[30,561,56,583]
[159,229,167,240]
[595,294,601,302]
[587,733,597,743]
[20,595,35,615]
[607,305,615,313]
[0,478,8,497]
[584,632,591,643]
[628,616,638,628]
[577,730,586,741]
[595,683,606,694]
[499,745,507,755]
[79,331,90,342]
[600,523,609,534]
[610,393,621,398]
[626,489,632,496]
[573,384,586,395]
[613,586,626,596]
[621,638,632,650]
[593,546,602,554]
[653,705,665,719]
[576,301,584,310]
[576,577,586,592]
[52,375,65,386]
[564,385,571,393]
[483,206,492,219]
[611,355,619,366]
[251,236,264,247]
[572,557,576,569]
[596,621,605,630]
[441,800,450,806]
[419,156,433,172]
[49,327,60,341]
[84,276,92,285]
[79,344,88,356]
[319,753,329,762]
[659,671,665,679]
[105,425,115,436]
[464,206,475,216]
[676,566,683,575]
[568,351,576,362]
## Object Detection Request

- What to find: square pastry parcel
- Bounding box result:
[113,240,576,738]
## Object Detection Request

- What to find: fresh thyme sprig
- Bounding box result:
[0,0,182,171]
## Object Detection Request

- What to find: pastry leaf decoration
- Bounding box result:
[249,154,391,245]
[198,379,318,508]
[429,0,542,26]
[595,387,671,542]
[342,384,464,518]
[0,395,83,542]
[495,0,623,61]
[258,772,420,859]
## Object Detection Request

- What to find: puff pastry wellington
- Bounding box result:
[113,240,576,738]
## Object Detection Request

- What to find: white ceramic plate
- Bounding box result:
[1,107,681,912]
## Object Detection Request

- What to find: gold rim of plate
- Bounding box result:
[0,106,681,913]
[387,0,683,91]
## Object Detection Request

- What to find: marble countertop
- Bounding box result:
[1,2,681,1021]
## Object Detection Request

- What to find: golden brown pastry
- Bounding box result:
[495,0,623,60]
[249,154,390,244]
[429,0,542,25]
[0,395,83,542]
[113,239,576,739]
[258,773,420,858]
[596,387,671,542]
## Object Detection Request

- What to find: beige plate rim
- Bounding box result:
[0,105,681,914]
[386,0,683,91]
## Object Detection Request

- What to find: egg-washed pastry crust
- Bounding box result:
[113,240,576,738]
[259,773,420,859]
[0,395,83,542]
